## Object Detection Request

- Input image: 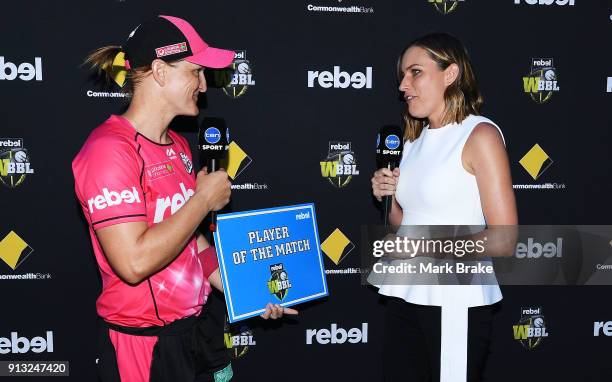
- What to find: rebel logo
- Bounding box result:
[0,57,43,81]
[0,331,54,354]
[514,0,574,5]
[153,183,195,223]
[306,323,368,345]
[87,187,141,213]
[594,321,612,337]
[307,66,372,89]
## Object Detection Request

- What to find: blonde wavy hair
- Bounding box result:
[398,33,483,142]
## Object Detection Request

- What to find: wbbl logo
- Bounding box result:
[512,307,549,350]
[267,263,291,300]
[0,138,34,188]
[224,323,256,359]
[428,0,465,14]
[320,141,360,188]
[223,50,255,99]
[523,58,560,103]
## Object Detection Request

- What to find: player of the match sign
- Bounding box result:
[213,203,328,322]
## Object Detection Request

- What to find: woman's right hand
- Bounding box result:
[195,167,232,211]
[371,167,400,202]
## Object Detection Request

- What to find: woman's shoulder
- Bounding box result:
[464,115,505,146]
[462,114,499,130]
[464,116,506,153]
[76,116,139,161]
[89,115,137,143]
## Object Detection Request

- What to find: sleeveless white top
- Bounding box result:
[369,114,503,307]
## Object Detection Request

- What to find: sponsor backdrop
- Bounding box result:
[1,0,611,381]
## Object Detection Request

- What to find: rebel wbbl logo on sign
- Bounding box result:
[267,263,292,300]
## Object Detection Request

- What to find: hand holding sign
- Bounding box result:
[260,303,299,320]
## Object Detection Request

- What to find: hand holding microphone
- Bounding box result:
[372,167,400,202]
[373,125,403,226]
[195,168,231,212]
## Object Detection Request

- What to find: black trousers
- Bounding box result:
[382,297,497,382]
[97,290,231,382]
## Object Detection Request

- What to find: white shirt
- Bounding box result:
[369,114,503,307]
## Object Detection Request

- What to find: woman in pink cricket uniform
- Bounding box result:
[73,15,295,382]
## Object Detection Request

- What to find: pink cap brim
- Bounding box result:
[186,46,235,69]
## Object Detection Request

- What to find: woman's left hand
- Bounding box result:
[260,303,299,320]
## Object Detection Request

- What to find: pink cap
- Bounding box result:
[160,15,235,69]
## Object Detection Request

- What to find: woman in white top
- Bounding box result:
[371,33,517,382]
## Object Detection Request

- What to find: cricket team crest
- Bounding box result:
[320,141,360,188]
[0,138,34,189]
[267,263,292,301]
[224,322,256,359]
[512,307,550,350]
[222,50,255,99]
[522,58,560,104]
[179,152,193,174]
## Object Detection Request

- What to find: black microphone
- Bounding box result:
[198,118,230,234]
[376,125,403,226]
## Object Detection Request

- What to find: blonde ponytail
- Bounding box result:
[84,46,124,86]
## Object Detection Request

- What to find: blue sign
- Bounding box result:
[213,203,328,323]
[204,127,221,144]
[385,134,400,150]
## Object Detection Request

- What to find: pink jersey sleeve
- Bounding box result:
[73,135,147,229]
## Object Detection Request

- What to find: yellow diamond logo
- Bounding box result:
[101,51,128,88]
[222,141,253,180]
[519,144,553,180]
[321,228,355,265]
[0,231,34,270]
